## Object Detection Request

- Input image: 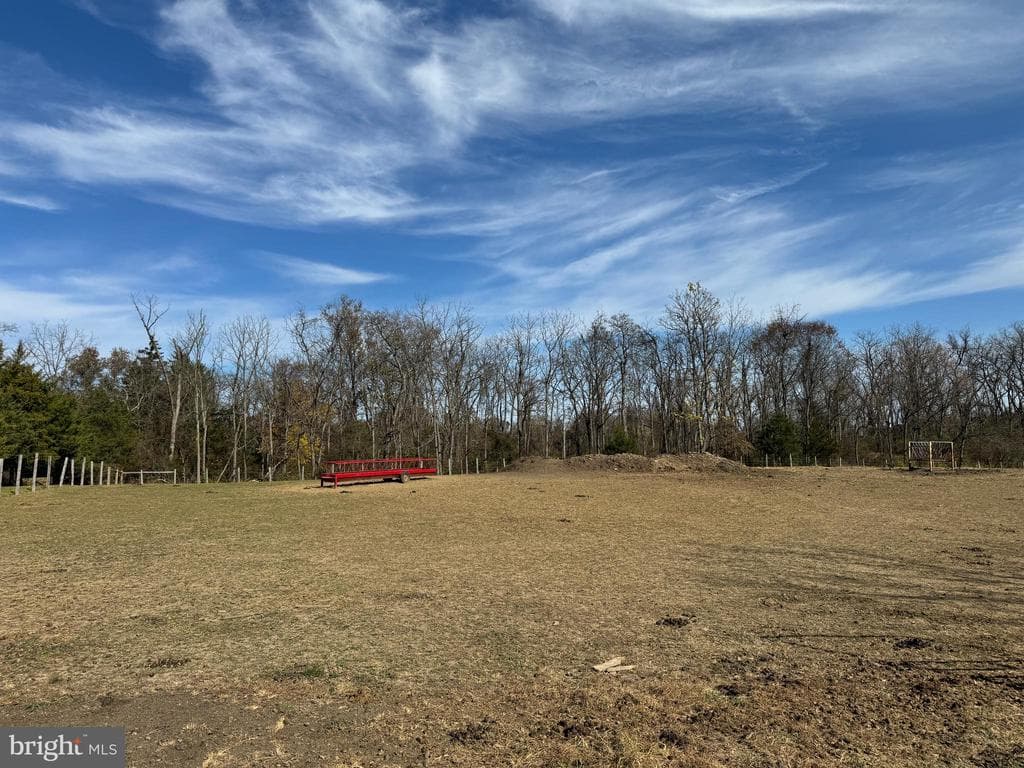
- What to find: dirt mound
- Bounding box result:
[652,453,751,475]
[508,454,653,473]
[510,453,750,475]
[566,453,655,472]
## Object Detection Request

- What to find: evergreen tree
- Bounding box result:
[755,412,800,464]
[0,353,61,455]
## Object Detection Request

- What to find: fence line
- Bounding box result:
[3,449,1022,494]
[0,454,147,495]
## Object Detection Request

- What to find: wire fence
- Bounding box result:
[0,454,177,495]
[743,452,1023,470]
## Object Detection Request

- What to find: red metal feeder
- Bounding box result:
[319,457,437,487]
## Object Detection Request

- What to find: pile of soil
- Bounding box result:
[652,453,751,475]
[566,453,656,472]
[510,452,750,475]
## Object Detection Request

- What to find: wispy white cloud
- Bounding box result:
[3,0,1020,227]
[145,252,202,273]
[261,253,390,286]
[1,0,1022,324]
[853,149,1006,194]
[531,0,888,24]
[436,147,1024,323]
[0,189,62,211]
[710,163,828,205]
[905,240,1024,304]
[0,256,284,352]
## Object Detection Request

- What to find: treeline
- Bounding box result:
[2,285,1023,481]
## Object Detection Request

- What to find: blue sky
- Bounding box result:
[1,0,1023,348]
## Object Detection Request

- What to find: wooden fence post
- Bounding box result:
[46,456,52,488]
[0,457,4,494]
[60,457,68,486]
[15,454,23,495]
[90,461,94,486]
[99,461,104,486]
[31,453,39,492]
[80,460,86,486]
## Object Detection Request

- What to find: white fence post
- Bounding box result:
[15,454,23,495]
[31,453,39,492]
[0,457,4,494]
[46,456,52,488]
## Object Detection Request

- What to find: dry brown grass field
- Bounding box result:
[1,464,1022,767]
